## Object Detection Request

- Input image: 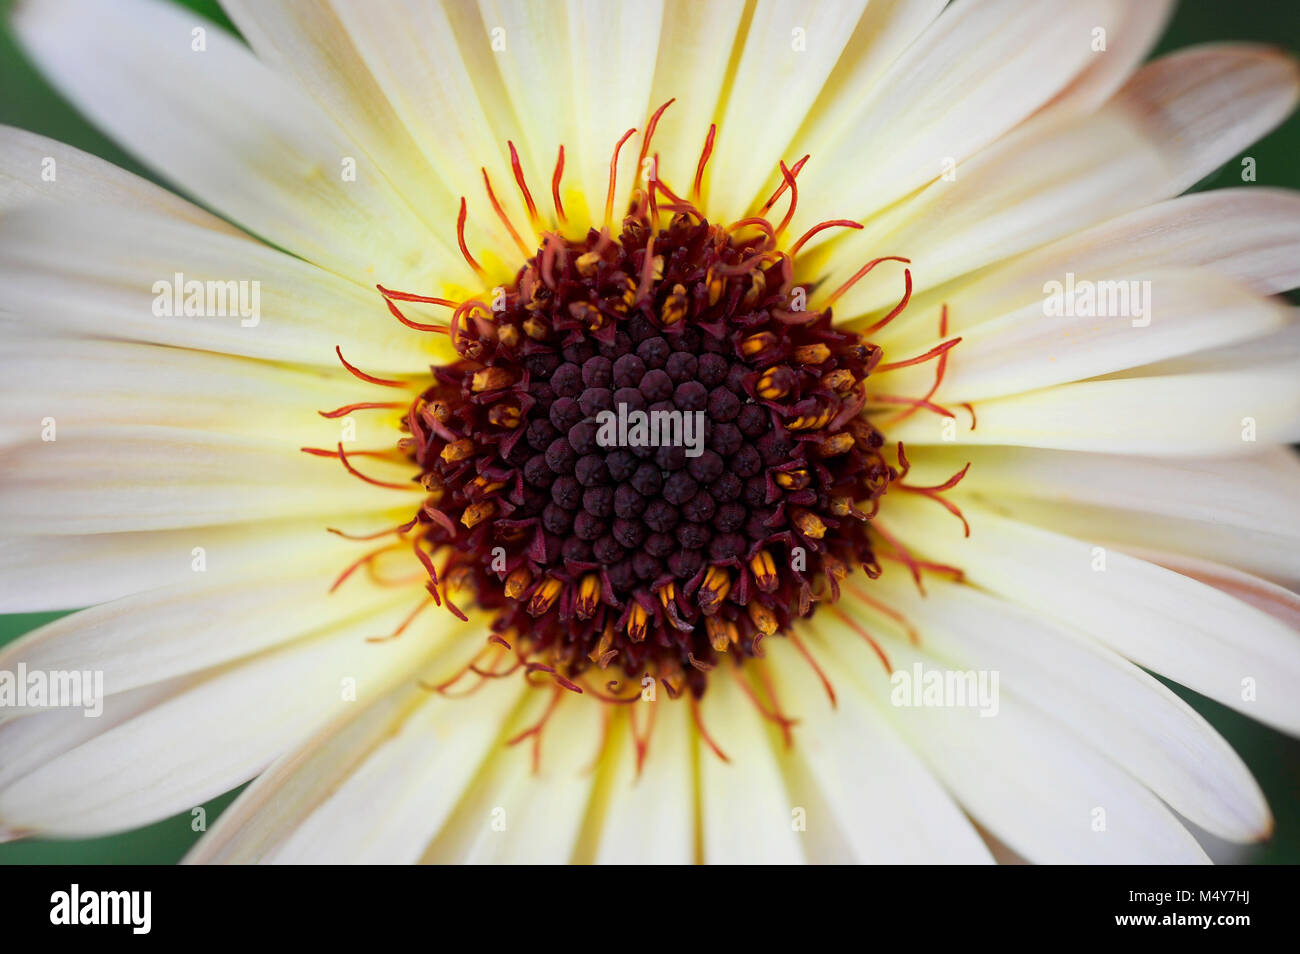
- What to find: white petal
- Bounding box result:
[0,204,456,371]
[13,0,466,288]
[0,125,236,231]
[763,638,994,862]
[883,359,1300,455]
[1038,0,1174,117]
[264,677,526,864]
[886,188,1300,352]
[879,496,1300,735]
[0,547,430,706]
[1120,548,1300,632]
[847,574,1271,842]
[1122,43,1300,197]
[420,688,604,863]
[878,268,1288,403]
[475,0,663,227]
[814,45,1300,317]
[0,336,404,449]
[0,679,189,793]
[696,669,805,863]
[795,0,1119,232]
[646,0,750,192]
[0,425,417,534]
[0,607,441,837]
[318,0,537,269]
[0,512,406,613]
[703,0,871,222]
[588,698,696,864]
[893,446,1300,582]
[813,621,1209,864]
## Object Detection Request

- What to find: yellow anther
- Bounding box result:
[698,566,731,614]
[460,500,495,528]
[526,576,562,616]
[471,367,514,392]
[504,566,532,600]
[440,437,476,463]
[749,550,778,592]
[575,573,601,619]
[747,601,779,637]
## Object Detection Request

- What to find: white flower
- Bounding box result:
[1,0,1298,864]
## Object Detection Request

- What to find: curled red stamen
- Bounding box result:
[691,123,716,202]
[637,98,675,178]
[830,605,893,674]
[456,197,486,278]
[507,141,539,226]
[875,336,962,373]
[605,127,638,227]
[376,285,458,308]
[367,595,435,643]
[318,401,403,419]
[551,145,567,223]
[758,154,809,216]
[826,256,910,309]
[380,291,449,334]
[790,633,837,707]
[334,441,417,491]
[482,167,532,259]
[788,218,861,258]
[334,346,407,388]
[689,693,729,763]
[774,160,799,237]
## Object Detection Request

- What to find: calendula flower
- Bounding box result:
[1,0,1298,864]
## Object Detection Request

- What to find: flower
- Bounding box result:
[1,0,1298,864]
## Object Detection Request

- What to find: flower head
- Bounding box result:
[1,0,1299,865]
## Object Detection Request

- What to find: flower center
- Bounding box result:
[400,201,893,697]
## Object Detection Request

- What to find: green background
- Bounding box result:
[1,0,1298,864]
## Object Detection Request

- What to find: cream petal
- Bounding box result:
[780,0,948,200]
[0,679,191,794]
[0,336,405,449]
[264,676,525,864]
[475,0,663,227]
[846,574,1271,842]
[0,425,418,534]
[0,125,237,231]
[186,682,428,863]
[763,638,994,863]
[696,670,805,863]
[893,446,1300,583]
[0,511,408,613]
[0,548,429,707]
[812,45,1300,317]
[0,204,456,371]
[586,698,696,864]
[1037,0,1174,117]
[882,359,1300,455]
[0,607,441,837]
[814,623,1209,864]
[13,0,465,288]
[877,268,1289,402]
[420,688,604,863]
[883,188,1300,352]
[645,0,750,193]
[793,0,1125,238]
[1122,43,1300,197]
[880,496,1300,735]
[562,0,665,226]
[702,0,871,222]
[1119,548,1300,632]
[267,0,536,271]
